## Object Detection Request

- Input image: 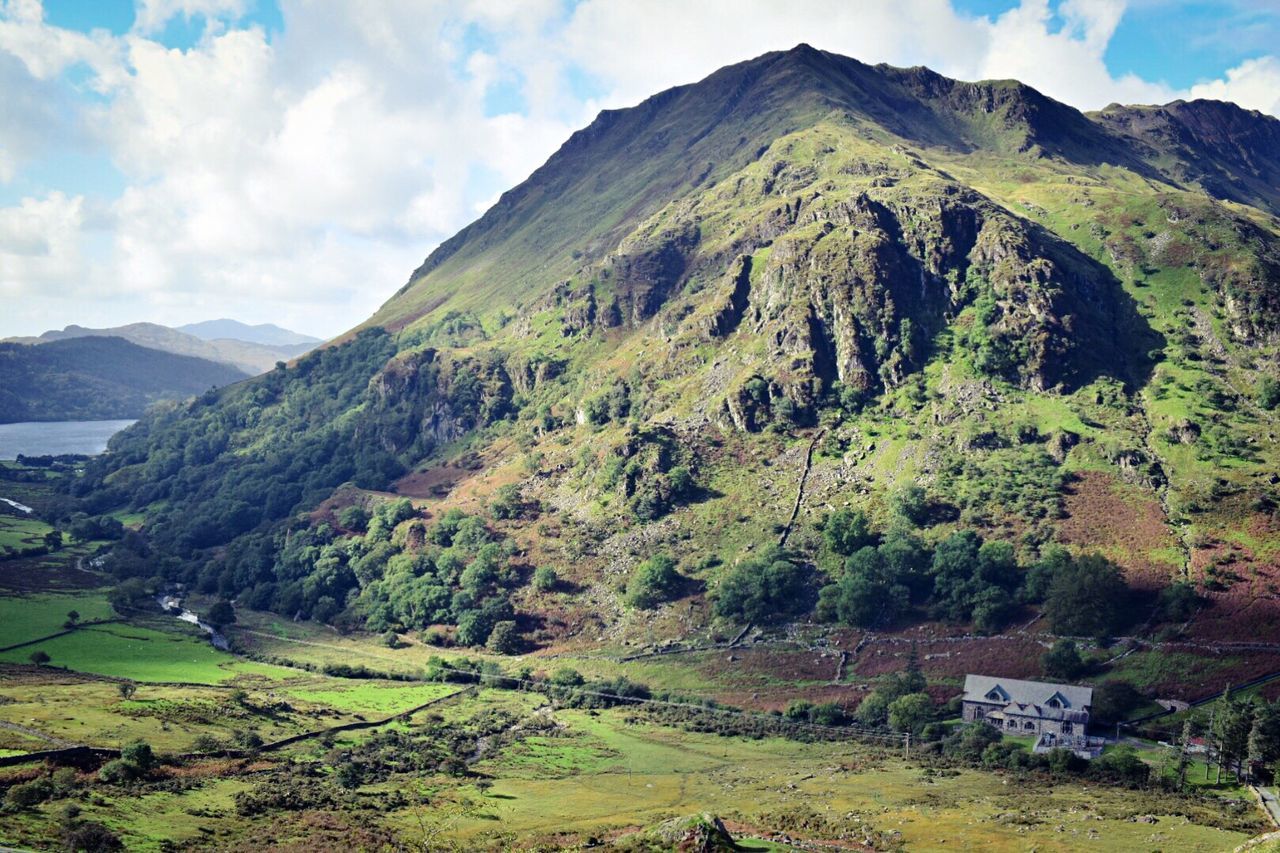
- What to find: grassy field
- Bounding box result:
[0,591,114,648]
[0,512,54,551]
[0,622,293,684]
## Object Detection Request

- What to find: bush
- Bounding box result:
[624,554,682,609]
[337,505,370,532]
[29,650,50,666]
[61,822,123,852]
[1258,376,1280,411]
[1042,639,1086,680]
[5,777,54,809]
[485,620,522,655]
[823,509,873,556]
[531,566,559,592]
[887,692,934,735]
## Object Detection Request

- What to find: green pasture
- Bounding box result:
[0,592,114,648]
[0,622,292,684]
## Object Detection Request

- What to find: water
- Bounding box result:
[156,594,230,651]
[0,420,136,460]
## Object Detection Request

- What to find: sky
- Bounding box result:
[0,0,1277,340]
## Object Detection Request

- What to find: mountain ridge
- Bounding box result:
[74,45,1280,657]
[5,321,319,375]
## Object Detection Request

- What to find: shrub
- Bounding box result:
[1042,639,1086,680]
[486,621,522,655]
[61,822,123,852]
[1258,376,1280,411]
[5,778,54,809]
[29,650,50,666]
[823,509,873,556]
[206,600,236,627]
[531,566,559,592]
[887,692,934,735]
[625,554,682,609]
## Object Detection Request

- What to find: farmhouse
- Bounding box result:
[962,674,1092,738]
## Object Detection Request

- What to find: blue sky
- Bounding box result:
[1,0,1277,339]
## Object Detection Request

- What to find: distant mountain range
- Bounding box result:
[175,319,321,349]
[4,319,321,375]
[0,337,249,423]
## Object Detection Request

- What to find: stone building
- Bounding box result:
[961,674,1092,738]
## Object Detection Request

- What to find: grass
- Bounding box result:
[0,513,54,550]
[0,622,293,684]
[0,592,114,648]
[285,681,460,716]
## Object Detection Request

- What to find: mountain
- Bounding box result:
[175,318,321,348]
[78,46,1280,653]
[0,336,248,423]
[6,321,319,374]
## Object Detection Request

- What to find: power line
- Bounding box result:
[422,658,911,748]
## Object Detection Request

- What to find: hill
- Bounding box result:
[6,321,319,374]
[74,46,1280,658]
[0,336,249,423]
[175,318,321,348]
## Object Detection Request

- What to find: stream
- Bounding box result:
[0,498,33,514]
[156,594,230,651]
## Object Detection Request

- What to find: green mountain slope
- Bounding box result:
[76,46,1280,651]
[0,336,249,423]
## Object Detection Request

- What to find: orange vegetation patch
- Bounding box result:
[1057,470,1180,587]
[392,465,473,499]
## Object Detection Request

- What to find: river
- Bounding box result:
[156,594,230,651]
[0,419,136,460]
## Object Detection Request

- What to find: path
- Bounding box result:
[1254,786,1280,828]
[0,719,78,748]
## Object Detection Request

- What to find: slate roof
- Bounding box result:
[962,674,1093,711]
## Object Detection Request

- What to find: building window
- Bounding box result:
[1024,721,1035,730]
[1047,698,1061,708]
[1007,719,1016,729]
[1062,721,1073,734]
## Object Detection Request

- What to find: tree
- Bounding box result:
[29,650,50,666]
[486,620,522,655]
[1043,553,1128,638]
[336,505,370,532]
[1157,582,1201,623]
[44,529,63,551]
[1092,680,1145,723]
[823,509,873,556]
[64,609,80,627]
[713,547,808,624]
[823,547,909,628]
[625,554,682,609]
[1258,376,1280,411]
[117,682,137,701]
[887,692,934,735]
[1248,704,1280,774]
[1042,639,1086,680]
[490,484,522,520]
[206,600,236,627]
[891,485,930,525]
[855,691,891,727]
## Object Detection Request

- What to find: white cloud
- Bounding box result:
[0,0,1275,339]
[1188,55,1280,116]
[132,0,247,35]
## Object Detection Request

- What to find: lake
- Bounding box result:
[0,420,136,460]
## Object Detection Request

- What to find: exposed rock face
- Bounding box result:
[365,348,514,455]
